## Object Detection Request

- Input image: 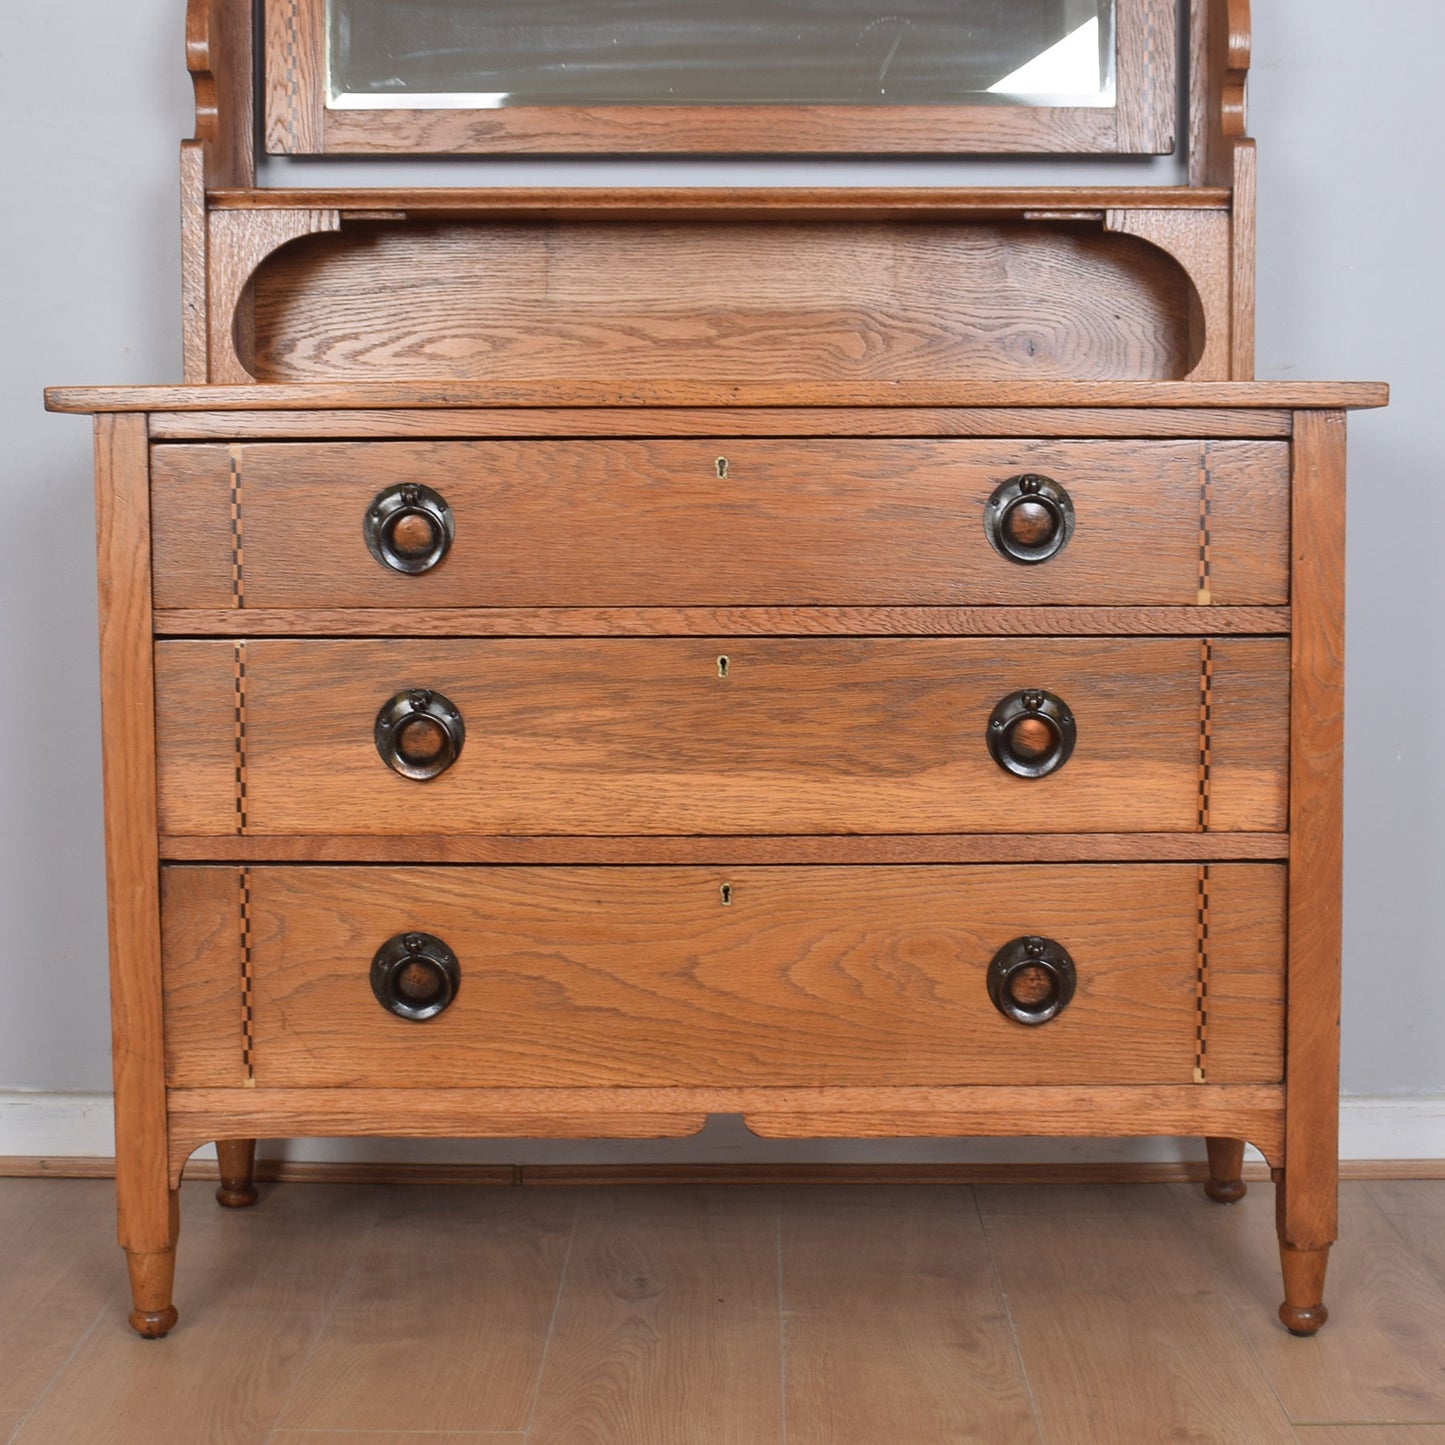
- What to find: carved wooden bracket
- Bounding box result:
[207,209,343,383]
[1105,208,1233,381]
[185,0,254,189]
[1190,0,1252,186]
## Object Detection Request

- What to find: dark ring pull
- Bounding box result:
[987,689,1076,779]
[987,936,1077,1025]
[375,688,465,780]
[371,932,460,1021]
[984,474,1075,565]
[364,483,455,574]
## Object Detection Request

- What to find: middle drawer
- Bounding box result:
[155,636,1287,836]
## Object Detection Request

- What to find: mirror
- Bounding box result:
[327,0,1116,111]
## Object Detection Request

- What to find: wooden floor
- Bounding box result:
[2,1176,1444,1444]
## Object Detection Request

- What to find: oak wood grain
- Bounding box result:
[212,185,1233,216]
[156,833,1290,865]
[150,438,1289,610]
[1282,411,1348,1256]
[154,863,1290,1090]
[152,605,1293,639]
[145,404,1296,441]
[153,636,1290,837]
[186,0,254,190]
[1107,205,1233,379]
[160,866,245,1088]
[45,380,1390,413]
[91,416,179,1307]
[248,221,1195,385]
[164,1087,1287,1188]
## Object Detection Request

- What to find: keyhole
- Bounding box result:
[720,883,733,906]
[715,457,729,479]
[717,655,730,678]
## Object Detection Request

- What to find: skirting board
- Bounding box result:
[1,1091,1442,1179]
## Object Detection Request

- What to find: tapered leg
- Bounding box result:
[215,1138,259,1208]
[1279,1244,1331,1336]
[1203,1137,1247,1203]
[122,1185,181,1338]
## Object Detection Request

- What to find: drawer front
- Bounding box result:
[150,439,1289,609]
[154,636,1288,837]
[161,864,1285,1090]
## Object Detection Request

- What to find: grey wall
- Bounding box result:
[0,3,1434,1105]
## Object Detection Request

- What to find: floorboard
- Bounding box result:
[4,1176,1444,1445]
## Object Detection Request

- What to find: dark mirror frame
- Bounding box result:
[264,0,1177,155]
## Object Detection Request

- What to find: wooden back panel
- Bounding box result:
[246,220,1199,384]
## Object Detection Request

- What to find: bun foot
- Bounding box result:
[1279,1300,1329,1336]
[1204,1137,1246,1204]
[129,1305,179,1339]
[215,1180,259,1208]
[1204,1174,1247,1204]
[215,1139,259,1209]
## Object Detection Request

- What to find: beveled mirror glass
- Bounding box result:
[266,0,1174,154]
[327,0,1116,110]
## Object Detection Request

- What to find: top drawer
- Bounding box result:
[150,439,1288,610]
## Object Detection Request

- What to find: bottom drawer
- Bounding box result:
[161,864,1284,1091]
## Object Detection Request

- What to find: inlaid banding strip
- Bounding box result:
[1196,441,1214,605]
[275,0,306,151]
[238,866,256,1085]
[1197,637,1214,832]
[232,639,249,836]
[1194,864,1211,1083]
[228,445,244,608]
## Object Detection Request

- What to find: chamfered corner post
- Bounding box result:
[1276,408,1348,1334]
[94,412,181,1338]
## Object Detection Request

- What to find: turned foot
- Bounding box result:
[1203,1137,1247,1204]
[126,1247,178,1339]
[130,1305,180,1338]
[1279,1245,1331,1335]
[214,1138,259,1208]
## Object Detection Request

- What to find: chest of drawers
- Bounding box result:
[50,380,1383,1341]
[46,0,1387,1347]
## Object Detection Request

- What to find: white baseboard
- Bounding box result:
[3,1091,1442,1167]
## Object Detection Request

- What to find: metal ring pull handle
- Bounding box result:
[371,932,460,1021]
[364,483,455,574]
[986,689,1076,779]
[374,688,465,780]
[987,936,1077,1025]
[984,474,1076,565]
